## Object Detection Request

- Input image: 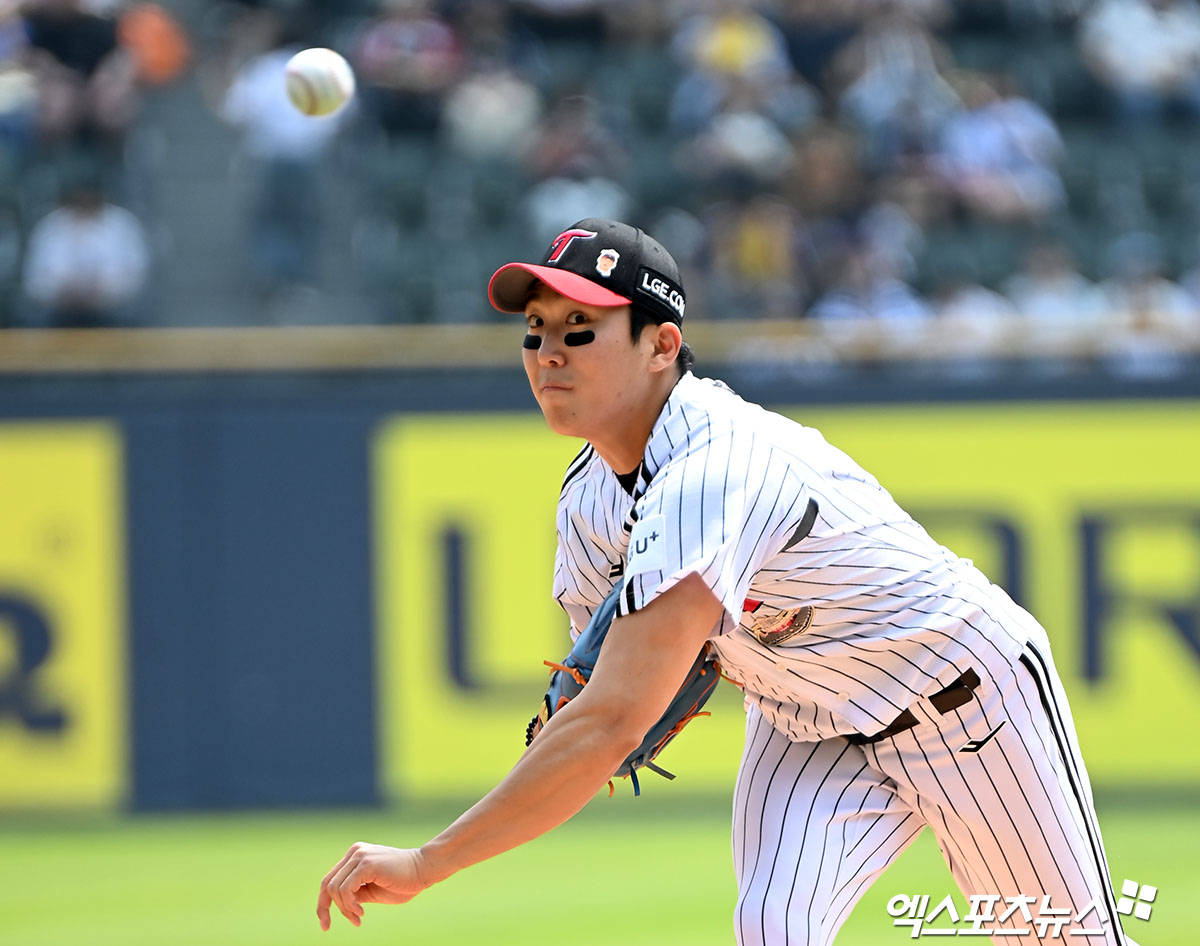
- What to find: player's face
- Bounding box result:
[521,285,657,442]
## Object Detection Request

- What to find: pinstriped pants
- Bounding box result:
[731,639,1136,946]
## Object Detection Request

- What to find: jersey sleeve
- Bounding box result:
[617,426,809,631]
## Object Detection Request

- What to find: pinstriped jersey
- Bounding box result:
[552,373,1037,741]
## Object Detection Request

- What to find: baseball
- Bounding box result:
[284,47,355,117]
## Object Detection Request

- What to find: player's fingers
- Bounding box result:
[316,885,334,932]
[319,872,356,930]
[327,855,368,926]
[335,863,376,924]
[317,849,355,930]
[318,845,366,929]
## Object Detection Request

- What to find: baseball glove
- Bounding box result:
[524,581,722,796]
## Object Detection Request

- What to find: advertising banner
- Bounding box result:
[0,423,127,809]
[374,402,1200,800]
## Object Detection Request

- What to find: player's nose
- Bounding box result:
[536,331,567,367]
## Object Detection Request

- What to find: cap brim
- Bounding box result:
[488,263,632,313]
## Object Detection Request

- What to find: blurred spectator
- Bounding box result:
[196,2,288,105]
[1006,0,1091,32]
[440,60,542,161]
[859,188,931,282]
[671,0,791,84]
[20,175,149,326]
[519,92,624,181]
[780,121,871,293]
[508,0,609,45]
[0,1,37,162]
[668,0,817,138]
[808,241,934,359]
[667,0,816,207]
[783,121,941,300]
[926,259,1018,371]
[505,0,611,98]
[1096,231,1194,321]
[351,0,462,137]
[1178,239,1200,307]
[773,0,875,90]
[931,261,1018,324]
[517,91,632,242]
[677,89,797,198]
[703,193,809,319]
[1077,0,1200,124]
[932,71,1065,224]
[220,24,350,303]
[20,0,140,150]
[521,169,633,247]
[784,121,867,223]
[116,2,190,88]
[829,4,960,173]
[1095,231,1200,376]
[1002,236,1105,327]
[454,0,548,85]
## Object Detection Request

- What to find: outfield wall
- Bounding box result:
[0,368,1197,811]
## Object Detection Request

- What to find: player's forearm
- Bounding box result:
[418,700,640,883]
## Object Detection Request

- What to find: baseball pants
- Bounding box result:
[731,638,1135,946]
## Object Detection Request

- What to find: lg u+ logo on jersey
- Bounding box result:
[628,515,665,575]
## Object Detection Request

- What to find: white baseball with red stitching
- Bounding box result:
[284,47,355,117]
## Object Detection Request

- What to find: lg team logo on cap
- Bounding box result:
[595,248,619,277]
[547,228,597,263]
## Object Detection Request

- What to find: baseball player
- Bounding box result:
[317,218,1135,946]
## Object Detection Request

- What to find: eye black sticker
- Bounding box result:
[564,330,595,347]
[522,334,541,349]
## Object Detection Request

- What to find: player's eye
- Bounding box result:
[526,315,544,329]
[567,311,588,325]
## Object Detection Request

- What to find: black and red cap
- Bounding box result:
[488,217,686,324]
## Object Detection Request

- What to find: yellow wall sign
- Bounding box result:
[0,423,127,809]
[374,402,1200,801]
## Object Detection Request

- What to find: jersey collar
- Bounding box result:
[638,372,703,489]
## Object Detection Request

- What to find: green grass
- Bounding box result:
[0,798,1194,945]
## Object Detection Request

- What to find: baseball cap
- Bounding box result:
[488,217,686,324]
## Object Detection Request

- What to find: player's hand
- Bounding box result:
[316,842,433,930]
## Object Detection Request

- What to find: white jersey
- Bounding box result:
[552,373,1036,741]
[553,373,1130,946]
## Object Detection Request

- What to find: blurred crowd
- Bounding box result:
[0,0,186,327]
[2,0,1200,379]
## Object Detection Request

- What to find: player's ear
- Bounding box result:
[647,322,682,374]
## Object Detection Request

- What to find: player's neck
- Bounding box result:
[591,430,652,480]
[589,372,677,476]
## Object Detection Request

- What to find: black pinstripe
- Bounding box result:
[734,709,777,880]
[957,661,1091,901]
[736,726,795,942]
[1021,645,1128,945]
[891,731,1007,897]
[788,757,868,943]
[764,742,853,941]
[733,707,925,946]
[559,444,593,495]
